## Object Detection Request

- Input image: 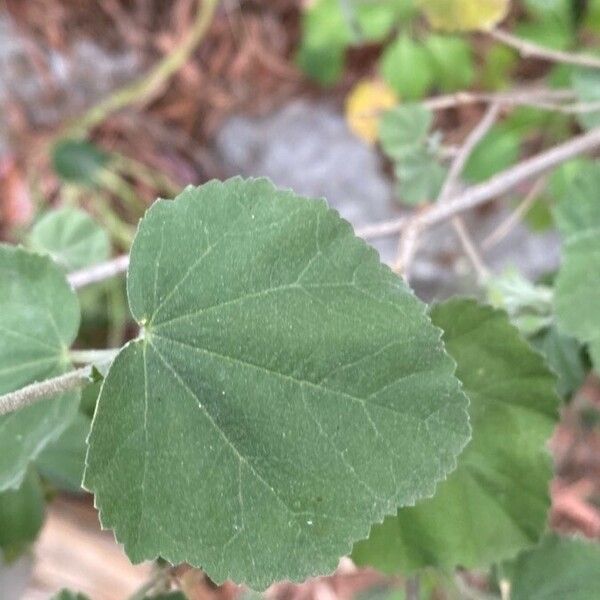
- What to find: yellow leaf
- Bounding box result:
[421,0,510,32]
[345,79,398,144]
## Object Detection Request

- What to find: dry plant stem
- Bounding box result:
[482,176,548,250]
[64,0,220,136]
[490,28,600,71]
[397,104,500,277]
[422,87,575,111]
[68,254,130,289]
[366,126,600,240]
[0,367,92,417]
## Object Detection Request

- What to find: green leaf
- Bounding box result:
[379,105,434,161]
[554,164,600,370]
[464,125,520,183]
[0,470,44,562]
[380,35,434,100]
[572,69,600,131]
[0,246,80,491]
[353,299,558,572]
[52,139,110,186]
[421,0,510,31]
[424,35,475,92]
[530,327,587,399]
[36,412,91,493]
[509,534,600,600]
[51,591,91,600]
[394,149,447,205]
[28,207,110,272]
[85,178,470,589]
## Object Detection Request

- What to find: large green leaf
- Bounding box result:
[36,412,90,493]
[0,470,44,561]
[85,178,470,589]
[353,299,558,572]
[0,246,80,491]
[554,164,600,370]
[509,534,600,600]
[29,207,110,272]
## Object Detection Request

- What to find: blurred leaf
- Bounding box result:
[510,535,600,600]
[36,412,91,493]
[421,0,510,31]
[52,139,110,187]
[345,80,398,144]
[353,299,558,572]
[297,0,416,85]
[394,149,447,205]
[523,199,554,232]
[380,34,434,99]
[0,246,80,492]
[530,327,587,399]
[379,104,433,160]
[481,44,518,90]
[572,68,600,130]
[51,591,91,600]
[0,470,44,562]
[424,34,475,92]
[28,207,110,272]
[464,124,520,183]
[487,269,554,336]
[555,163,600,370]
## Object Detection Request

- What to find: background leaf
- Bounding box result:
[554,164,600,370]
[380,35,434,100]
[345,80,398,144]
[0,246,80,491]
[52,139,110,187]
[353,299,558,572]
[421,0,510,32]
[424,34,475,92]
[36,412,91,493]
[0,470,44,562]
[28,207,110,272]
[85,178,470,589]
[509,534,600,600]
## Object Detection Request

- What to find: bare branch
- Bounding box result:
[68,254,129,289]
[438,104,502,203]
[482,176,548,250]
[362,126,600,240]
[489,28,600,71]
[397,104,501,277]
[423,87,575,111]
[0,367,92,417]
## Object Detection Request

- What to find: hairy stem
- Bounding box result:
[69,348,121,365]
[68,254,130,289]
[0,367,92,417]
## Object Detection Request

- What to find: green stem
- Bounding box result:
[64,0,220,136]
